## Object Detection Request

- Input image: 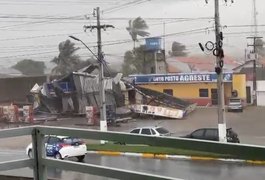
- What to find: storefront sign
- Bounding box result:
[131,72,232,84]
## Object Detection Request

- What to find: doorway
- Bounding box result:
[211,89,218,105]
[246,86,251,103]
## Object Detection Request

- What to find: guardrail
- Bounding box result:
[0,126,181,180]
[1,126,265,180]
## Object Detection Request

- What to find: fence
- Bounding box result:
[0,125,265,180]
[0,104,34,123]
[0,126,181,180]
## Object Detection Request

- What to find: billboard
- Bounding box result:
[145,37,161,51]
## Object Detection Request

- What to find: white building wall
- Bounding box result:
[246,81,253,104]
[257,81,265,106]
[257,92,265,106]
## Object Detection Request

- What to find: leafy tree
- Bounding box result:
[122,51,138,76]
[169,41,188,57]
[126,17,150,49]
[256,39,265,57]
[12,59,46,75]
[122,45,154,76]
[51,39,81,75]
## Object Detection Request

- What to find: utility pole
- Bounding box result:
[246,0,262,106]
[84,7,114,139]
[253,0,258,36]
[214,0,226,143]
[199,0,233,142]
[247,36,263,106]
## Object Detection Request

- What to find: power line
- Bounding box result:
[0,26,213,57]
[0,32,84,41]
[102,0,149,14]
[0,0,149,30]
[0,50,58,59]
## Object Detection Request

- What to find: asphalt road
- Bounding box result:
[0,150,265,180]
[1,105,265,180]
[1,106,265,149]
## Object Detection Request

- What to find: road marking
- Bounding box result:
[87,151,265,165]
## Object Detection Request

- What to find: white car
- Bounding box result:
[130,126,171,136]
[227,97,243,112]
[26,135,87,162]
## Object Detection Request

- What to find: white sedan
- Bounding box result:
[130,126,171,136]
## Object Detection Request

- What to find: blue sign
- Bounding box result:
[130,72,233,84]
[47,83,55,94]
[145,37,161,51]
[59,82,73,93]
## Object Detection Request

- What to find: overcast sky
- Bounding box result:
[0,0,264,69]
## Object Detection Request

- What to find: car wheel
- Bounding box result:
[28,149,33,158]
[54,153,63,160]
[77,155,85,162]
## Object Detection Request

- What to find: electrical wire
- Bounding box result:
[0,25,214,59]
[102,0,149,14]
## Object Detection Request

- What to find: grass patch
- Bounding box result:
[87,144,235,159]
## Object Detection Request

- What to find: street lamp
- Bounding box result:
[69,35,99,60]
[69,35,108,136]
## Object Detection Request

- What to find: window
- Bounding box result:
[156,127,169,134]
[191,129,204,138]
[151,129,156,135]
[63,138,73,145]
[63,137,82,145]
[163,89,173,96]
[44,136,49,143]
[141,128,152,135]
[204,129,218,140]
[48,137,61,144]
[130,129,140,134]
[199,89,209,97]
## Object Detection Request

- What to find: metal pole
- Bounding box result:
[253,0,258,106]
[215,0,227,142]
[247,36,263,106]
[96,7,108,137]
[154,51,157,74]
[253,40,257,106]
[253,0,258,36]
[32,128,47,180]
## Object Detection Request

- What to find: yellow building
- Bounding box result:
[130,72,246,106]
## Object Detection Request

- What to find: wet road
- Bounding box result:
[1,107,265,179]
[0,150,264,180]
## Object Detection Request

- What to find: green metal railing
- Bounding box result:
[0,126,181,180]
[1,125,265,180]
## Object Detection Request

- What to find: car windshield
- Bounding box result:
[227,128,237,136]
[155,127,169,134]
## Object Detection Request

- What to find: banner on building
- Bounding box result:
[131,104,184,119]
[130,72,233,84]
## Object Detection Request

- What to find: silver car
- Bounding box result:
[227,98,243,112]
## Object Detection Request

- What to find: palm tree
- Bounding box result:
[126,17,150,50]
[51,39,81,75]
